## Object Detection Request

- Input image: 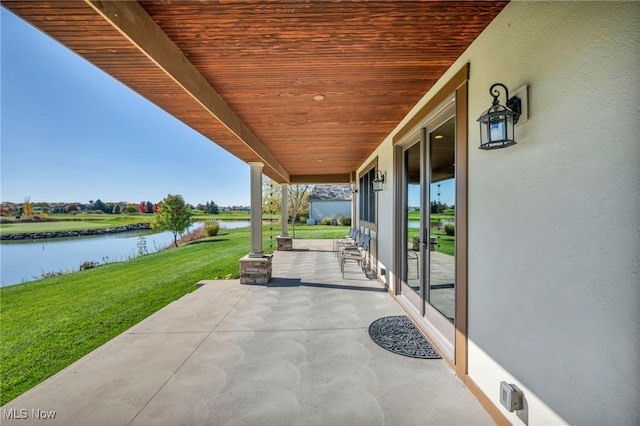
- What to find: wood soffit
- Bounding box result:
[3,1,508,184]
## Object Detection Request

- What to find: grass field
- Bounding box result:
[0,214,152,234]
[0,224,348,405]
[0,211,275,234]
[190,210,255,220]
[407,212,455,256]
[407,211,454,222]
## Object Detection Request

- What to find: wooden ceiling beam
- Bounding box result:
[84,0,290,183]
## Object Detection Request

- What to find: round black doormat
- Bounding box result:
[368,315,441,359]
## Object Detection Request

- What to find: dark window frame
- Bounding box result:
[358,160,378,228]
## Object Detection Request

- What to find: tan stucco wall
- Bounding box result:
[362,1,640,424]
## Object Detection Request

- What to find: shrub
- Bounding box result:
[444,224,455,236]
[205,220,220,237]
[41,270,66,279]
[122,205,138,214]
[80,261,100,270]
[337,215,351,226]
[174,226,206,246]
[320,217,332,225]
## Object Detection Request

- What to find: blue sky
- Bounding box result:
[408,178,455,209]
[1,8,250,207]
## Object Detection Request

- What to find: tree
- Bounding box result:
[288,184,312,238]
[112,204,121,214]
[94,199,109,213]
[430,200,447,214]
[146,201,153,214]
[122,204,138,214]
[138,201,147,213]
[207,201,219,215]
[263,177,281,217]
[151,194,192,247]
[23,196,34,217]
[50,205,65,214]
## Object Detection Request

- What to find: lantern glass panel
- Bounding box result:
[478,107,517,149]
[490,116,506,141]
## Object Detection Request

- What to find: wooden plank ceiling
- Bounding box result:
[3,0,507,184]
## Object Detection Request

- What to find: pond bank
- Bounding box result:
[0,223,151,241]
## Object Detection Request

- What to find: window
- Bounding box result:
[359,167,376,223]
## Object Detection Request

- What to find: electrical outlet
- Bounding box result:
[500,381,523,412]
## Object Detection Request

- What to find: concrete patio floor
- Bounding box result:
[2,240,494,425]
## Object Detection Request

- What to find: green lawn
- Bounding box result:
[407,223,454,256]
[0,211,278,234]
[407,211,454,222]
[0,214,153,234]
[283,224,349,239]
[432,232,455,256]
[191,210,254,220]
[0,224,347,405]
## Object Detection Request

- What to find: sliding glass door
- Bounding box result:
[398,97,457,361]
[400,139,423,309]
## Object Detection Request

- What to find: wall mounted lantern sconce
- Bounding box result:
[372,170,385,192]
[477,83,522,150]
[351,183,358,194]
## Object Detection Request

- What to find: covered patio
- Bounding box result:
[1,240,493,425]
[4,1,638,424]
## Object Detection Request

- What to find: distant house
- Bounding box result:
[308,185,352,223]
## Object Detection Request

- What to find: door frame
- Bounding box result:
[392,63,469,378]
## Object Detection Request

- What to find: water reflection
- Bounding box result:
[0,220,250,287]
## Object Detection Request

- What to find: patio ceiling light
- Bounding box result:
[372,170,385,192]
[477,83,522,150]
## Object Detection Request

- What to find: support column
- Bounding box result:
[248,162,264,257]
[277,183,293,251]
[240,162,272,284]
[280,184,289,237]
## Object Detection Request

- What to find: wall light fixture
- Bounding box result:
[372,170,385,192]
[477,83,522,150]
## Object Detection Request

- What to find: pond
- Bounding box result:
[0,220,250,287]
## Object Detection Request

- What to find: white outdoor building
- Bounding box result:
[308,185,352,223]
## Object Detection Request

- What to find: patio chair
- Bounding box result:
[340,234,371,278]
[333,227,355,252]
[334,228,360,257]
[336,231,364,263]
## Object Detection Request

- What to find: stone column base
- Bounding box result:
[276,236,293,251]
[239,254,273,284]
